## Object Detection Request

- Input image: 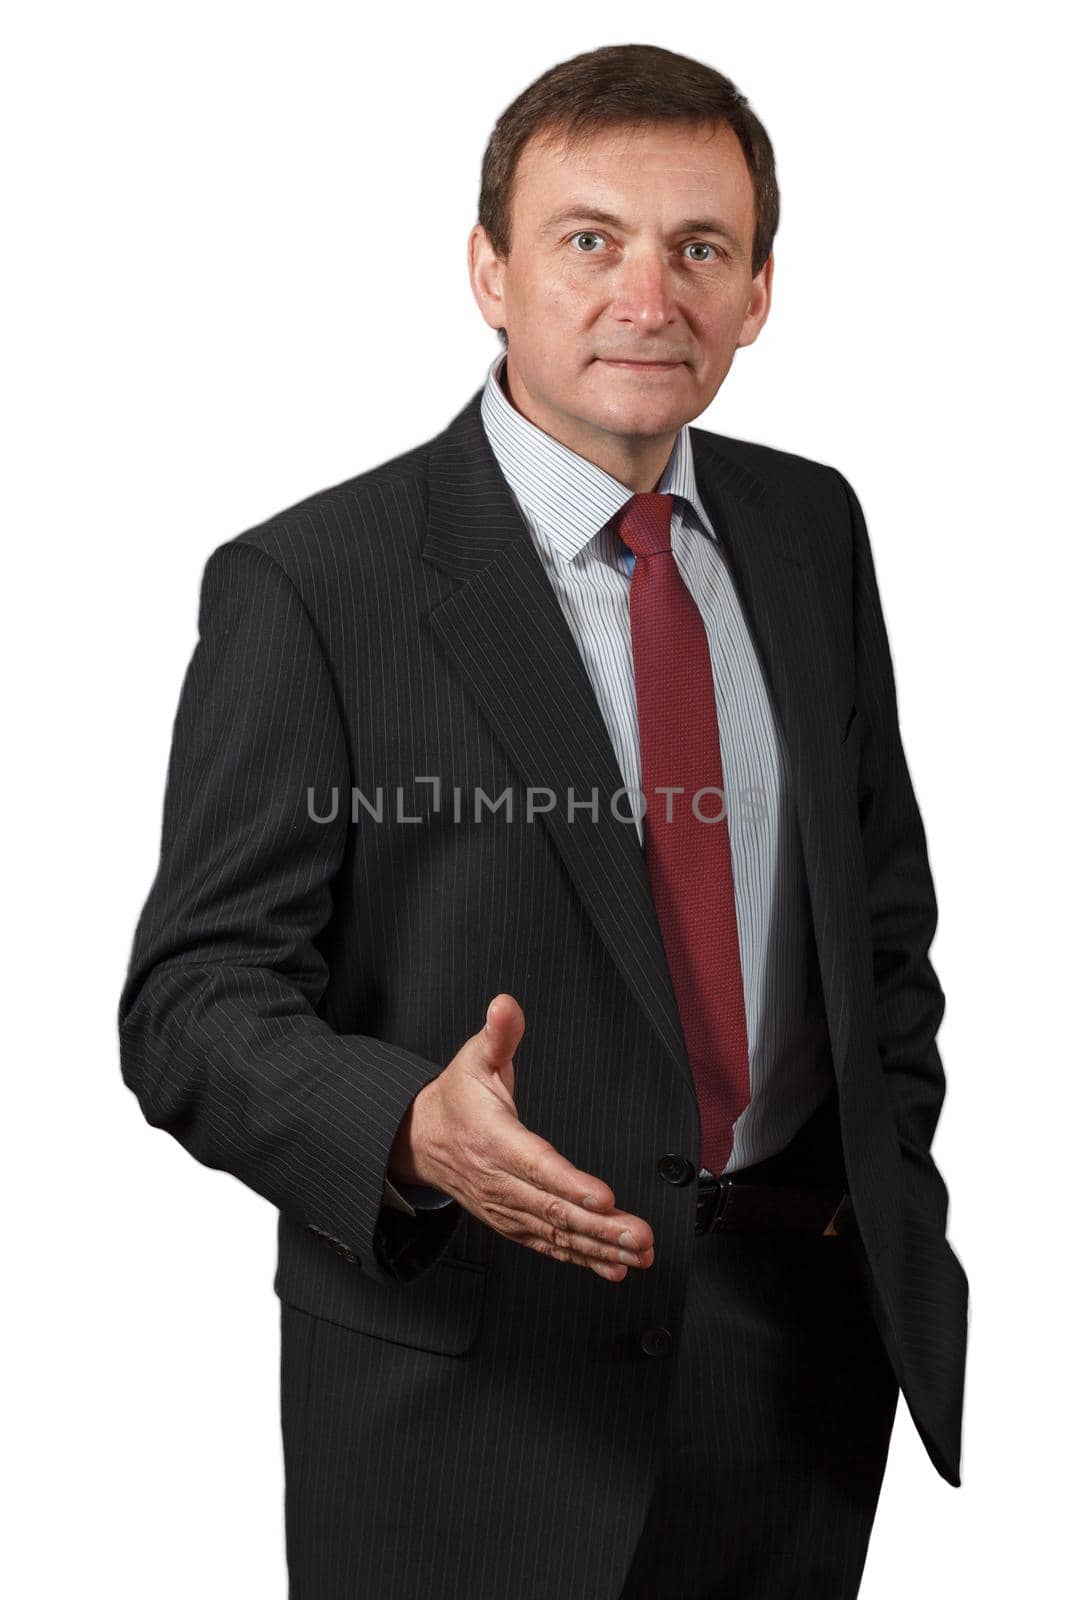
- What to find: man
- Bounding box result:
[118,42,968,1600]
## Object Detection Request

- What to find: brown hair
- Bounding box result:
[478,44,779,347]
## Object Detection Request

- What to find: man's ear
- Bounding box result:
[737,249,773,350]
[468,223,507,338]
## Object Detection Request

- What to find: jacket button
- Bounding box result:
[657,1154,695,1186]
[640,1326,672,1358]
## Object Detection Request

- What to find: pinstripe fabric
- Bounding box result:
[118,380,968,1598]
[481,351,835,1176]
[381,349,836,1205]
[614,1230,900,1597]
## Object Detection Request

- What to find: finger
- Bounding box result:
[484,1151,655,1264]
[501,1125,620,1219]
[468,1178,650,1269]
[507,1130,653,1251]
[455,1154,646,1274]
[591,1262,629,1282]
[477,993,525,1069]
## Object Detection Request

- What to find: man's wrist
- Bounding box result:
[387,1079,440,1187]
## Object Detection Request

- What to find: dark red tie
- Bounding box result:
[613,492,750,1175]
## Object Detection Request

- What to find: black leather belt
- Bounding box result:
[694,1174,855,1237]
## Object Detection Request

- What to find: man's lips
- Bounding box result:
[597,357,685,369]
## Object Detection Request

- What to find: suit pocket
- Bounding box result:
[840,704,865,790]
[275,1253,488,1357]
[280,1301,319,1526]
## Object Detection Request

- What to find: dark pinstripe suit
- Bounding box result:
[118,384,968,1597]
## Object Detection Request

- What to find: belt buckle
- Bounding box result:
[696,1175,733,1234]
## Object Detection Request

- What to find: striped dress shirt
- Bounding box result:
[383,350,835,1210]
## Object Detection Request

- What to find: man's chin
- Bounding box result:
[582,398,697,439]
[581,365,705,429]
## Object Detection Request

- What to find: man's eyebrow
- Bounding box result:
[539,205,743,251]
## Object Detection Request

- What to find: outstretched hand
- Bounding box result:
[387,994,655,1282]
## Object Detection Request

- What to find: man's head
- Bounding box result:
[469,45,778,485]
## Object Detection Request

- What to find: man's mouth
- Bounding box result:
[597,357,684,370]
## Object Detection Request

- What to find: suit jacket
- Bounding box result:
[118,384,969,1594]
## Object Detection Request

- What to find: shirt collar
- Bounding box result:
[479,350,717,563]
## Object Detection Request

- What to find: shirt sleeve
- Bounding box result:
[382,1174,458,1215]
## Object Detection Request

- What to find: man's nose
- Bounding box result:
[612,249,677,329]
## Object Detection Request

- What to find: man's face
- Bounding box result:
[469,119,772,464]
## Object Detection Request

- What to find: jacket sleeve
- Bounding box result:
[117,537,463,1286]
[832,467,954,1234]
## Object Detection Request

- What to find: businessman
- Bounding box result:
[119,42,969,1599]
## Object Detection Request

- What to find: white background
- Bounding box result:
[5,2,1062,1594]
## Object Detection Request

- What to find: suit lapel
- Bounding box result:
[422,393,689,1078]
[421,390,857,1100]
[689,430,860,1084]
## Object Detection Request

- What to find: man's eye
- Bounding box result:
[566,233,720,261]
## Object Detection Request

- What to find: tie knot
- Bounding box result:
[614,492,675,560]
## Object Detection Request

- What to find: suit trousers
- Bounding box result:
[615,1222,899,1600]
[281,1220,897,1600]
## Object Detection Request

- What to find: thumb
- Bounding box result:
[475,992,525,1096]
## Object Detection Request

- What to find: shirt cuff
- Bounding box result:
[382,1173,456,1216]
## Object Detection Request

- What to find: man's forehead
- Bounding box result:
[514,124,754,231]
